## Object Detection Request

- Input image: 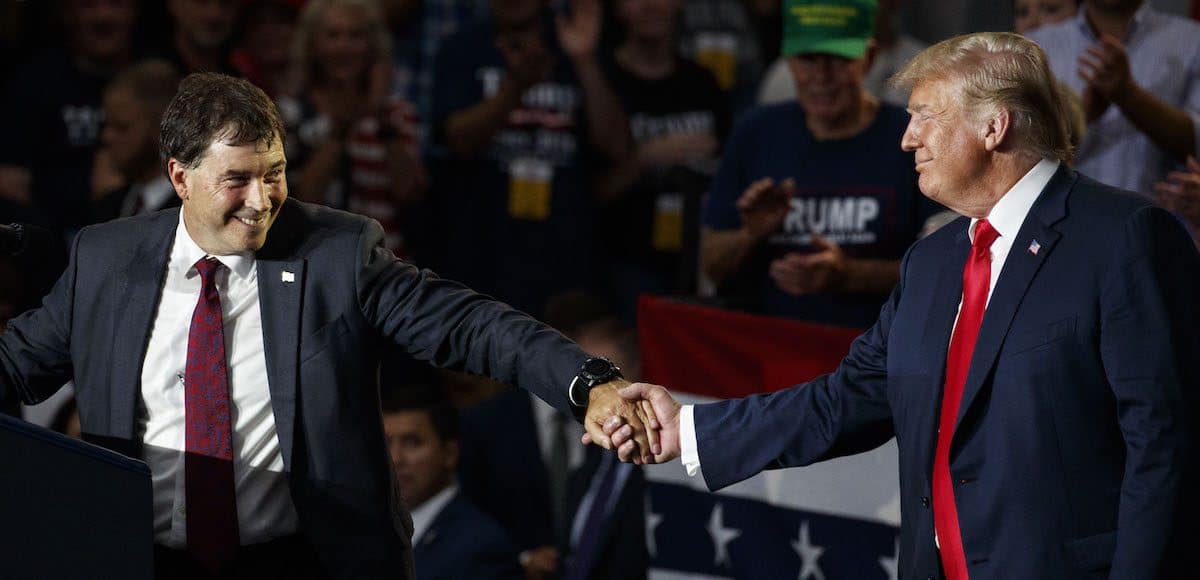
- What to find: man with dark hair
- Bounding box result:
[0,72,656,578]
[93,59,183,221]
[383,387,523,580]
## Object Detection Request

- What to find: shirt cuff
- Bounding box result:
[680,404,702,477]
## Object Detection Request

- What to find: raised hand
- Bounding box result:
[736,177,794,241]
[582,379,660,465]
[555,0,602,62]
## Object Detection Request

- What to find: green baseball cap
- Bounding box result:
[782,0,877,59]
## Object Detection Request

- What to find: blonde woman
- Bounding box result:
[279,0,424,256]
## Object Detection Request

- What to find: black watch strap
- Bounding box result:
[569,357,622,407]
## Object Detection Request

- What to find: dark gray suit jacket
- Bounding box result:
[0,199,590,578]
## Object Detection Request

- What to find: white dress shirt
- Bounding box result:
[679,159,1061,478]
[410,484,459,545]
[140,210,298,547]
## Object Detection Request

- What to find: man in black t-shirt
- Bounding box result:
[600,0,730,319]
[0,0,137,233]
[431,0,630,316]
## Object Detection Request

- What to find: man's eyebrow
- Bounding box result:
[220,170,252,179]
[268,160,286,171]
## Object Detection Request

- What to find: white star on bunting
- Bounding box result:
[792,521,825,580]
[706,503,741,567]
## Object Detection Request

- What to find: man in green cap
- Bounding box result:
[700,0,939,327]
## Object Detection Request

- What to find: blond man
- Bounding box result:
[593,32,1200,580]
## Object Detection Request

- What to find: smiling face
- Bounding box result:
[313,3,373,85]
[787,52,871,128]
[66,0,136,62]
[170,133,287,255]
[901,79,991,215]
[169,0,239,49]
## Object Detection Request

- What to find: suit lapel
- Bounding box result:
[953,167,1074,437]
[110,212,177,441]
[915,226,970,476]
[257,258,304,469]
[255,201,306,470]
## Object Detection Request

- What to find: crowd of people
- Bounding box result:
[1,0,1199,578]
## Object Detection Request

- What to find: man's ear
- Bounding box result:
[167,158,188,201]
[983,107,1013,152]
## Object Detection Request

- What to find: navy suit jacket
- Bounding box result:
[0,199,590,578]
[694,168,1199,579]
[413,493,524,580]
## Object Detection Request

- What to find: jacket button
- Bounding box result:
[921,496,930,507]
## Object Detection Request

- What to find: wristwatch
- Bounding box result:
[569,357,623,407]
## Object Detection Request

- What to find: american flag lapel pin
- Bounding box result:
[1028,239,1041,255]
[281,270,295,283]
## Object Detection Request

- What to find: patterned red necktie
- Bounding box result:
[185,257,240,572]
[933,220,999,580]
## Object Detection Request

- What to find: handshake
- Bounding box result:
[580,380,682,465]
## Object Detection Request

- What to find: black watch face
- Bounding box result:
[583,358,612,377]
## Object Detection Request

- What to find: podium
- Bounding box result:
[0,413,153,578]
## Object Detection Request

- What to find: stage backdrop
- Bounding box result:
[638,296,902,580]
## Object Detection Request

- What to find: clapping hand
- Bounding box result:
[769,235,848,296]
[1155,156,1200,232]
[737,177,794,241]
[1078,33,1134,121]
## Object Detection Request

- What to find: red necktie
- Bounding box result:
[185,257,240,572]
[933,220,998,580]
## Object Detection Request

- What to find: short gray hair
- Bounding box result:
[891,32,1073,162]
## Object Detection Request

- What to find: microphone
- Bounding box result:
[0,224,20,254]
[1,223,45,256]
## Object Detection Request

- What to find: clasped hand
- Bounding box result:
[582,382,682,465]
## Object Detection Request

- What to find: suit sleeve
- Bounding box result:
[692,250,904,491]
[0,228,80,407]
[1099,205,1197,578]
[353,219,588,414]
